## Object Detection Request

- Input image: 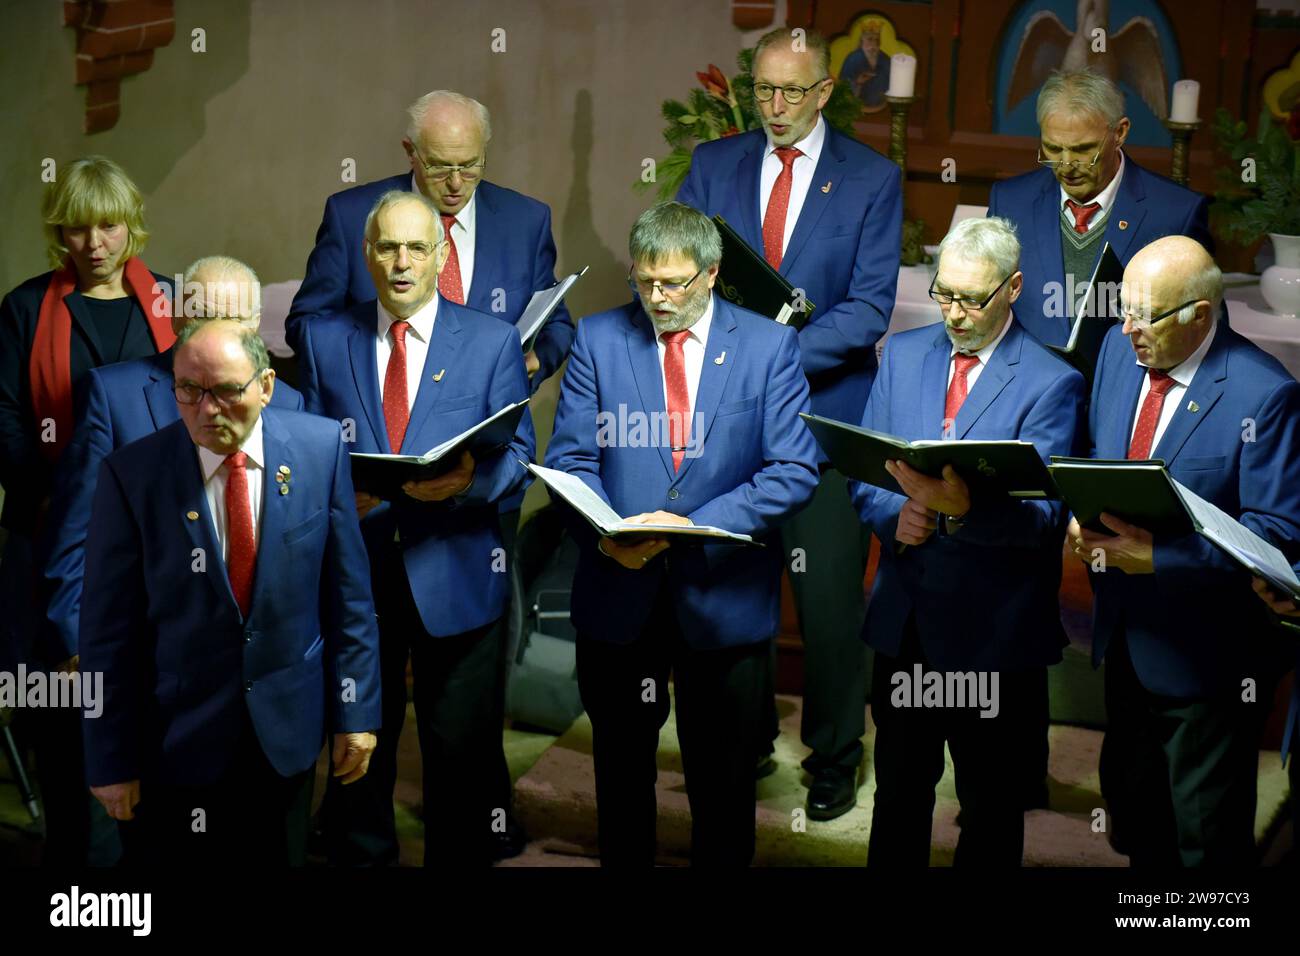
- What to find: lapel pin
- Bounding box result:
[821,181,832,193]
[278,465,290,476]
[186,510,199,521]
[432,369,446,382]
[275,473,285,483]
[1118,220,1129,230]
[1188,400,1200,413]
[279,485,289,495]
[714,351,726,365]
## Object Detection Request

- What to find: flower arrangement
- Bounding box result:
[637,48,865,200]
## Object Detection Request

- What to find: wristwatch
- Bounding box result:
[941,510,968,535]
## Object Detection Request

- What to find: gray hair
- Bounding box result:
[363,190,445,244]
[180,255,262,321]
[754,26,831,79]
[1036,69,1126,128]
[629,202,722,271]
[175,319,271,375]
[405,90,492,146]
[1176,259,1223,324]
[938,216,1021,278]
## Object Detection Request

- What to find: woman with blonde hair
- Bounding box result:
[0,155,175,866]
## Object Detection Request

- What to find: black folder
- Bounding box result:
[1046,243,1122,384]
[800,413,1055,498]
[712,215,814,329]
[350,400,529,501]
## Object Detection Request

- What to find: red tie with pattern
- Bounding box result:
[224,451,256,619]
[662,330,692,471]
[1065,199,1101,235]
[1127,369,1176,459]
[943,353,982,430]
[438,213,465,304]
[383,319,411,453]
[762,146,802,269]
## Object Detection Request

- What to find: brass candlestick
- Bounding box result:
[885,94,917,176]
[1164,118,1202,188]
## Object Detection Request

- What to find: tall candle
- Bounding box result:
[1170,79,1200,123]
[886,54,916,98]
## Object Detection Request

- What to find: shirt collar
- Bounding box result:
[377,292,439,345]
[1137,317,1217,387]
[657,293,715,347]
[951,313,1014,365]
[197,414,265,483]
[1060,150,1125,217]
[765,113,826,163]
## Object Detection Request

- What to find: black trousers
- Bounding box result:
[576,584,767,867]
[767,469,871,775]
[119,711,313,867]
[867,622,1038,868]
[29,705,121,866]
[1099,633,1269,867]
[323,542,501,867]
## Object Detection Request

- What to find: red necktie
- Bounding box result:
[1065,199,1101,235]
[383,319,411,453]
[943,353,981,430]
[224,451,256,619]
[438,213,465,304]
[762,146,802,269]
[1127,369,1176,459]
[662,330,692,471]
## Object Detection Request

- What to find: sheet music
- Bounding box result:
[1174,478,1300,591]
[515,267,587,346]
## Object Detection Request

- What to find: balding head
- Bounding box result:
[172,319,274,454]
[1121,236,1220,370]
[173,255,262,335]
[402,90,490,214]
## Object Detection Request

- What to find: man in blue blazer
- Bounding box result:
[80,320,381,866]
[43,257,303,667]
[296,189,534,866]
[1069,236,1300,866]
[286,90,573,390]
[677,27,902,818]
[988,69,1212,349]
[545,203,820,866]
[850,218,1085,866]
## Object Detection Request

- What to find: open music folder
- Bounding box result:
[515,266,588,352]
[350,399,530,500]
[712,215,814,329]
[527,463,756,544]
[1046,242,1123,384]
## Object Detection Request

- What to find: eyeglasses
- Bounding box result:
[1120,299,1203,330]
[627,268,703,298]
[410,145,486,183]
[929,272,1013,312]
[1036,130,1113,171]
[367,239,440,261]
[175,370,267,408]
[751,80,828,104]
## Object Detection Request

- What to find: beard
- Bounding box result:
[643,284,710,334]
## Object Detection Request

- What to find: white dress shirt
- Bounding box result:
[1059,151,1125,233]
[1129,319,1217,452]
[946,313,1015,392]
[376,294,439,418]
[655,294,716,414]
[759,114,827,257]
[196,416,266,565]
[411,175,477,298]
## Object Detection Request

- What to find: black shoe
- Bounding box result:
[489,813,529,862]
[755,755,778,781]
[806,769,857,821]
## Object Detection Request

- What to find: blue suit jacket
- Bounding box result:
[987,156,1212,347]
[1088,320,1300,697]
[850,321,1085,670]
[544,297,820,649]
[80,409,381,788]
[41,349,303,664]
[285,174,574,389]
[296,298,534,637]
[676,125,902,426]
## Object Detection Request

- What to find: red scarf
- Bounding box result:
[30,256,174,461]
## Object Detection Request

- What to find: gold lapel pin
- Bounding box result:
[821,181,832,193]
[714,351,726,365]
[186,510,199,521]
[278,465,290,476]
[279,485,289,495]
[1188,400,1200,412]
[1118,220,1129,230]
[432,369,446,382]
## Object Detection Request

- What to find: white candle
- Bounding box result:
[1170,79,1200,123]
[886,54,916,98]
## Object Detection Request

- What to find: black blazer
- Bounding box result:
[0,269,170,534]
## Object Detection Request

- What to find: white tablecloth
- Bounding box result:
[882,265,1300,382]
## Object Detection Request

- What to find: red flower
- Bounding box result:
[696,64,731,102]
